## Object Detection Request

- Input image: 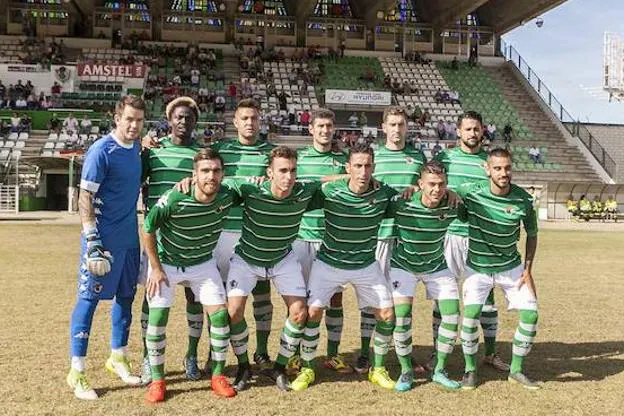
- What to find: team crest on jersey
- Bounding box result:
[216,205,226,213]
[439,213,447,220]
[93,283,103,294]
[504,206,516,214]
[333,159,341,167]
[405,157,414,165]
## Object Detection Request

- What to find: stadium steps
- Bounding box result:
[483,65,603,183]
[223,56,241,86]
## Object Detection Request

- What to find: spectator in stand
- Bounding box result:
[26,92,38,109]
[300,109,311,126]
[503,123,513,146]
[19,113,32,133]
[0,81,5,98]
[24,80,34,96]
[63,113,78,134]
[80,114,93,135]
[348,112,359,127]
[214,95,226,114]
[202,125,214,145]
[487,123,497,141]
[436,119,446,140]
[383,74,392,89]
[288,106,296,125]
[227,82,237,110]
[528,145,544,165]
[48,113,61,133]
[391,80,402,95]
[0,119,7,136]
[15,96,28,109]
[419,110,429,127]
[190,69,200,86]
[278,91,289,111]
[51,82,61,96]
[10,112,21,132]
[359,111,368,127]
[451,56,459,70]
[444,120,456,140]
[432,141,442,157]
[99,111,112,134]
[434,88,443,103]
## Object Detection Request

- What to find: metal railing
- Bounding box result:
[499,40,616,179]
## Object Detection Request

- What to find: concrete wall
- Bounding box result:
[579,123,624,184]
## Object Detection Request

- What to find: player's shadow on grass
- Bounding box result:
[514,341,624,383]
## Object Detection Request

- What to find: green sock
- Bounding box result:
[146,307,170,381]
[360,311,376,359]
[185,290,203,358]
[373,319,394,368]
[252,280,272,356]
[434,299,460,373]
[461,304,483,373]
[276,318,305,366]
[481,290,498,357]
[209,309,229,376]
[301,320,321,368]
[510,309,538,374]
[325,307,343,357]
[141,296,149,358]
[393,303,413,373]
[230,319,249,365]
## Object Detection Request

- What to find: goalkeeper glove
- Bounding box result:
[84,227,113,276]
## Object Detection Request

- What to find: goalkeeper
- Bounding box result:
[66,96,146,400]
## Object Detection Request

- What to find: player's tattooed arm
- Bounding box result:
[78,189,96,231]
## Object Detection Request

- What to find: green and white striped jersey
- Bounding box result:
[434,146,488,237]
[230,180,323,267]
[142,186,239,267]
[212,139,275,232]
[142,138,202,210]
[457,181,538,274]
[388,192,457,274]
[296,146,347,242]
[373,145,426,239]
[318,178,397,270]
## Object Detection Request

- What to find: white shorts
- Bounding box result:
[375,238,396,278]
[444,234,468,280]
[463,265,538,311]
[291,239,321,282]
[146,259,226,308]
[226,250,306,298]
[308,260,393,310]
[389,267,459,300]
[214,231,241,281]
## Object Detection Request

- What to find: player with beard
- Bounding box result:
[433,111,507,372]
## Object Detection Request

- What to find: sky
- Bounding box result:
[502,0,624,124]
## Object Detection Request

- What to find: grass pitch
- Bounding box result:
[1,224,623,416]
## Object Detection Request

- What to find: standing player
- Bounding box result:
[291,108,351,374]
[457,148,540,390]
[66,96,145,400]
[212,99,276,370]
[139,97,206,383]
[142,149,237,403]
[291,143,397,392]
[354,106,425,374]
[434,111,507,371]
[226,146,322,391]
[388,161,461,392]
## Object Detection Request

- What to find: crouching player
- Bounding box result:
[389,161,462,392]
[142,149,238,403]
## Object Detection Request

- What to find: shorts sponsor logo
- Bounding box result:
[392,280,400,289]
[306,289,311,299]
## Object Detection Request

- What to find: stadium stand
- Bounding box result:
[579,124,624,183]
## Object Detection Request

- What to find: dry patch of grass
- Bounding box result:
[1,226,623,415]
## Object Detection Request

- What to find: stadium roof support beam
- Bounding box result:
[430,0,490,28]
[477,0,567,35]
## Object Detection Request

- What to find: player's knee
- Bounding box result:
[228,303,246,324]
[289,304,307,325]
[377,307,394,323]
[329,292,343,307]
[308,306,323,321]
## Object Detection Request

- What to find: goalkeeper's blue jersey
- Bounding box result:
[80,133,142,249]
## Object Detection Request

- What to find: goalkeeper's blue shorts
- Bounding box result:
[76,238,140,301]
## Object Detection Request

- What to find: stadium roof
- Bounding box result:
[61,0,567,36]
